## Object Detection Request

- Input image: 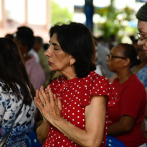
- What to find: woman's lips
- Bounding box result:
[107,64,111,69]
[48,61,52,65]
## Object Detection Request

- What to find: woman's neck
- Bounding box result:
[117,69,133,84]
[60,67,77,80]
[133,63,146,74]
[133,58,147,74]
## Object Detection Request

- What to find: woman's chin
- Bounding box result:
[107,66,112,71]
[49,67,55,71]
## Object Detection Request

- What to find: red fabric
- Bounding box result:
[43,71,119,147]
[108,74,146,147]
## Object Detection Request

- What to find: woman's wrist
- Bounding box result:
[50,116,63,127]
[42,117,50,125]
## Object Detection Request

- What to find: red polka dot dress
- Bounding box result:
[43,71,119,147]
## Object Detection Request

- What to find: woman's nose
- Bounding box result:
[106,56,109,62]
[44,46,51,57]
[137,40,143,46]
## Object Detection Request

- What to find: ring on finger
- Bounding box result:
[43,103,46,106]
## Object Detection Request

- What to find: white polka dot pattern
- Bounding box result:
[43,71,119,147]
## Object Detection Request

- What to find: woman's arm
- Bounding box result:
[107,115,135,136]
[35,86,107,147]
[34,89,51,144]
[51,95,107,147]
[36,118,51,144]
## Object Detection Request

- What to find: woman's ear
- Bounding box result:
[69,57,76,66]
[20,46,28,58]
[124,58,130,67]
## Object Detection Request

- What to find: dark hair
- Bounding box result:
[49,22,96,78]
[117,43,141,68]
[35,36,43,44]
[43,43,49,51]
[0,38,35,106]
[132,39,138,45]
[15,26,35,51]
[136,2,147,21]
[5,34,14,40]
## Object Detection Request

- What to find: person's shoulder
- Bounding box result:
[25,56,36,65]
[130,74,143,84]
[27,57,43,69]
[141,65,147,72]
[127,74,146,90]
[0,81,21,103]
[87,71,109,83]
[0,80,3,92]
[85,71,119,106]
[113,77,119,83]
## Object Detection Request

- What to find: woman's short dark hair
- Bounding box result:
[136,2,147,21]
[49,22,96,78]
[117,43,141,68]
[0,38,35,106]
[15,26,35,51]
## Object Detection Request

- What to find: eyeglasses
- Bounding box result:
[137,33,147,42]
[106,54,127,61]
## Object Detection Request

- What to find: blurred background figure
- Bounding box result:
[0,38,36,146]
[133,39,147,143]
[4,33,14,40]
[96,36,114,78]
[107,34,118,51]
[106,43,146,147]
[33,36,51,80]
[13,26,45,90]
[136,2,147,54]
[43,43,50,51]
[94,37,105,76]
[132,39,147,91]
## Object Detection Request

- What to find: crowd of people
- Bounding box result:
[0,2,147,147]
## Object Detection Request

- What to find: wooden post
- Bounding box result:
[85,0,93,33]
[1,0,6,28]
[24,0,28,25]
[46,0,51,30]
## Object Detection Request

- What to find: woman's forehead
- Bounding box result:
[50,34,60,46]
[50,33,58,41]
[111,45,124,54]
[138,21,147,33]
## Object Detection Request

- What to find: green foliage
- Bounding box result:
[51,1,73,25]
[125,26,137,33]
[95,0,136,42]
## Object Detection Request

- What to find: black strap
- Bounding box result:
[0,102,23,147]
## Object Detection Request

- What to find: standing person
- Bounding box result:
[33,36,51,80]
[133,40,147,91]
[106,43,146,147]
[34,22,119,147]
[0,38,36,146]
[136,4,147,143]
[136,2,147,53]
[96,39,114,78]
[13,26,45,90]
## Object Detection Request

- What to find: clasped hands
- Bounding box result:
[34,85,62,124]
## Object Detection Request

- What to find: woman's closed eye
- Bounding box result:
[54,48,59,51]
[54,46,60,51]
[140,33,146,37]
